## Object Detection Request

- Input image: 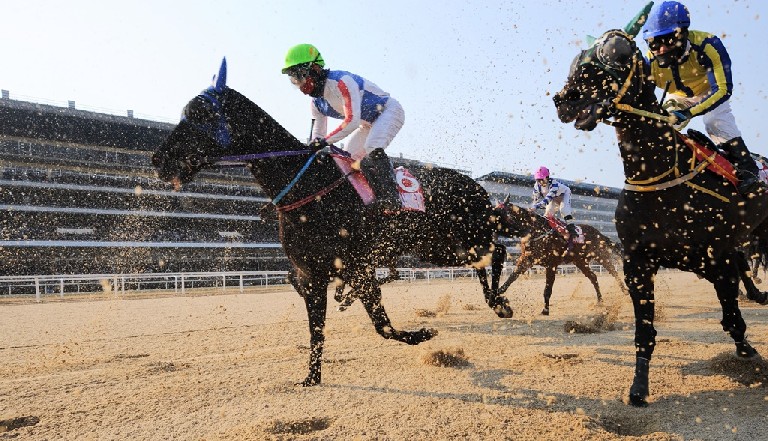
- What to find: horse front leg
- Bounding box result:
[714,255,759,358]
[292,273,330,386]
[498,254,534,295]
[625,254,659,407]
[541,266,556,315]
[477,244,513,318]
[357,279,437,345]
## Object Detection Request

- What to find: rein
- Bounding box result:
[598,45,730,202]
[207,146,352,212]
[210,149,313,166]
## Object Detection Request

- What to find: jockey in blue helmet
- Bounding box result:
[642,1,760,194]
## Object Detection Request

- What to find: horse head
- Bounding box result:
[152,58,305,192]
[553,30,657,131]
[151,58,234,189]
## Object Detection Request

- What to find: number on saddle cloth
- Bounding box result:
[329,156,426,212]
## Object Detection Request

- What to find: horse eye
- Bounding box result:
[183,96,216,122]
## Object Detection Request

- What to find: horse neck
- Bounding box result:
[613,88,691,184]
[506,205,549,235]
[224,89,323,199]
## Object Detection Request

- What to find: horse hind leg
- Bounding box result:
[575,260,602,303]
[715,258,759,358]
[736,251,768,305]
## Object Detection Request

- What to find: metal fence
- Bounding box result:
[0,264,611,302]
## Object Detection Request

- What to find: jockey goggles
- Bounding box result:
[286,64,311,86]
[646,32,680,52]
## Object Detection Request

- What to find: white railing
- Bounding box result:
[0,264,611,302]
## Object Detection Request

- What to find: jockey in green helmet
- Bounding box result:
[282,43,406,212]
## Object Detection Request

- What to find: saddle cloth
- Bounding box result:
[544,215,586,244]
[331,155,426,212]
[679,131,738,186]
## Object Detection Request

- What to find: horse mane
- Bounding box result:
[223,87,306,152]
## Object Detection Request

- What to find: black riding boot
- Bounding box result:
[361,148,401,212]
[724,137,760,194]
[565,222,578,239]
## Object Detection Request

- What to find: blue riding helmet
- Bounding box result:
[642,1,690,40]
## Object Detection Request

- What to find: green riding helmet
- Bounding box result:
[282,44,325,74]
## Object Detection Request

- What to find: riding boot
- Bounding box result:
[361,148,401,212]
[565,222,578,240]
[724,137,760,194]
[565,222,578,251]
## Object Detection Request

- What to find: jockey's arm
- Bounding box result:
[310,104,327,143]
[325,76,363,144]
[688,38,733,117]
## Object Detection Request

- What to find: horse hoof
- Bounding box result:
[409,328,438,345]
[494,303,514,319]
[736,341,759,358]
[628,392,649,407]
[541,308,549,316]
[296,375,321,387]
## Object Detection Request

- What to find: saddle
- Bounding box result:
[330,150,425,212]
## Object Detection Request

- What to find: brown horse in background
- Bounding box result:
[494,199,627,315]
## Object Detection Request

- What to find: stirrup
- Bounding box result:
[737,173,761,194]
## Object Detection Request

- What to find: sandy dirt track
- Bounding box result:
[2,271,768,440]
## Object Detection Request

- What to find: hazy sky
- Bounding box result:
[2,0,766,187]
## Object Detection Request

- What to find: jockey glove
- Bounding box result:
[309,137,328,151]
[671,109,691,123]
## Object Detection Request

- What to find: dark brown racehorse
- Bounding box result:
[554,29,768,406]
[151,59,512,386]
[494,199,627,315]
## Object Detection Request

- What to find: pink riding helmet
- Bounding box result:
[534,166,550,180]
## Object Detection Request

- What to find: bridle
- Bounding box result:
[178,89,348,212]
[573,31,730,200]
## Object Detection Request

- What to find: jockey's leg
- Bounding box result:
[560,195,578,243]
[361,149,400,211]
[701,101,760,194]
[724,137,760,194]
[360,100,405,212]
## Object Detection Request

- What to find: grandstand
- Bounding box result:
[0,93,622,276]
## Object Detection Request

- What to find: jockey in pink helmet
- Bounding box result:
[530,166,578,241]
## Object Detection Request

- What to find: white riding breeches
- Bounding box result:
[343,98,405,160]
[667,96,742,144]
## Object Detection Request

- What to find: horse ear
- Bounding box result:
[212,57,227,92]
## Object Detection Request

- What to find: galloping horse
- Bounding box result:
[554,29,768,406]
[494,199,626,315]
[151,59,512,386]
